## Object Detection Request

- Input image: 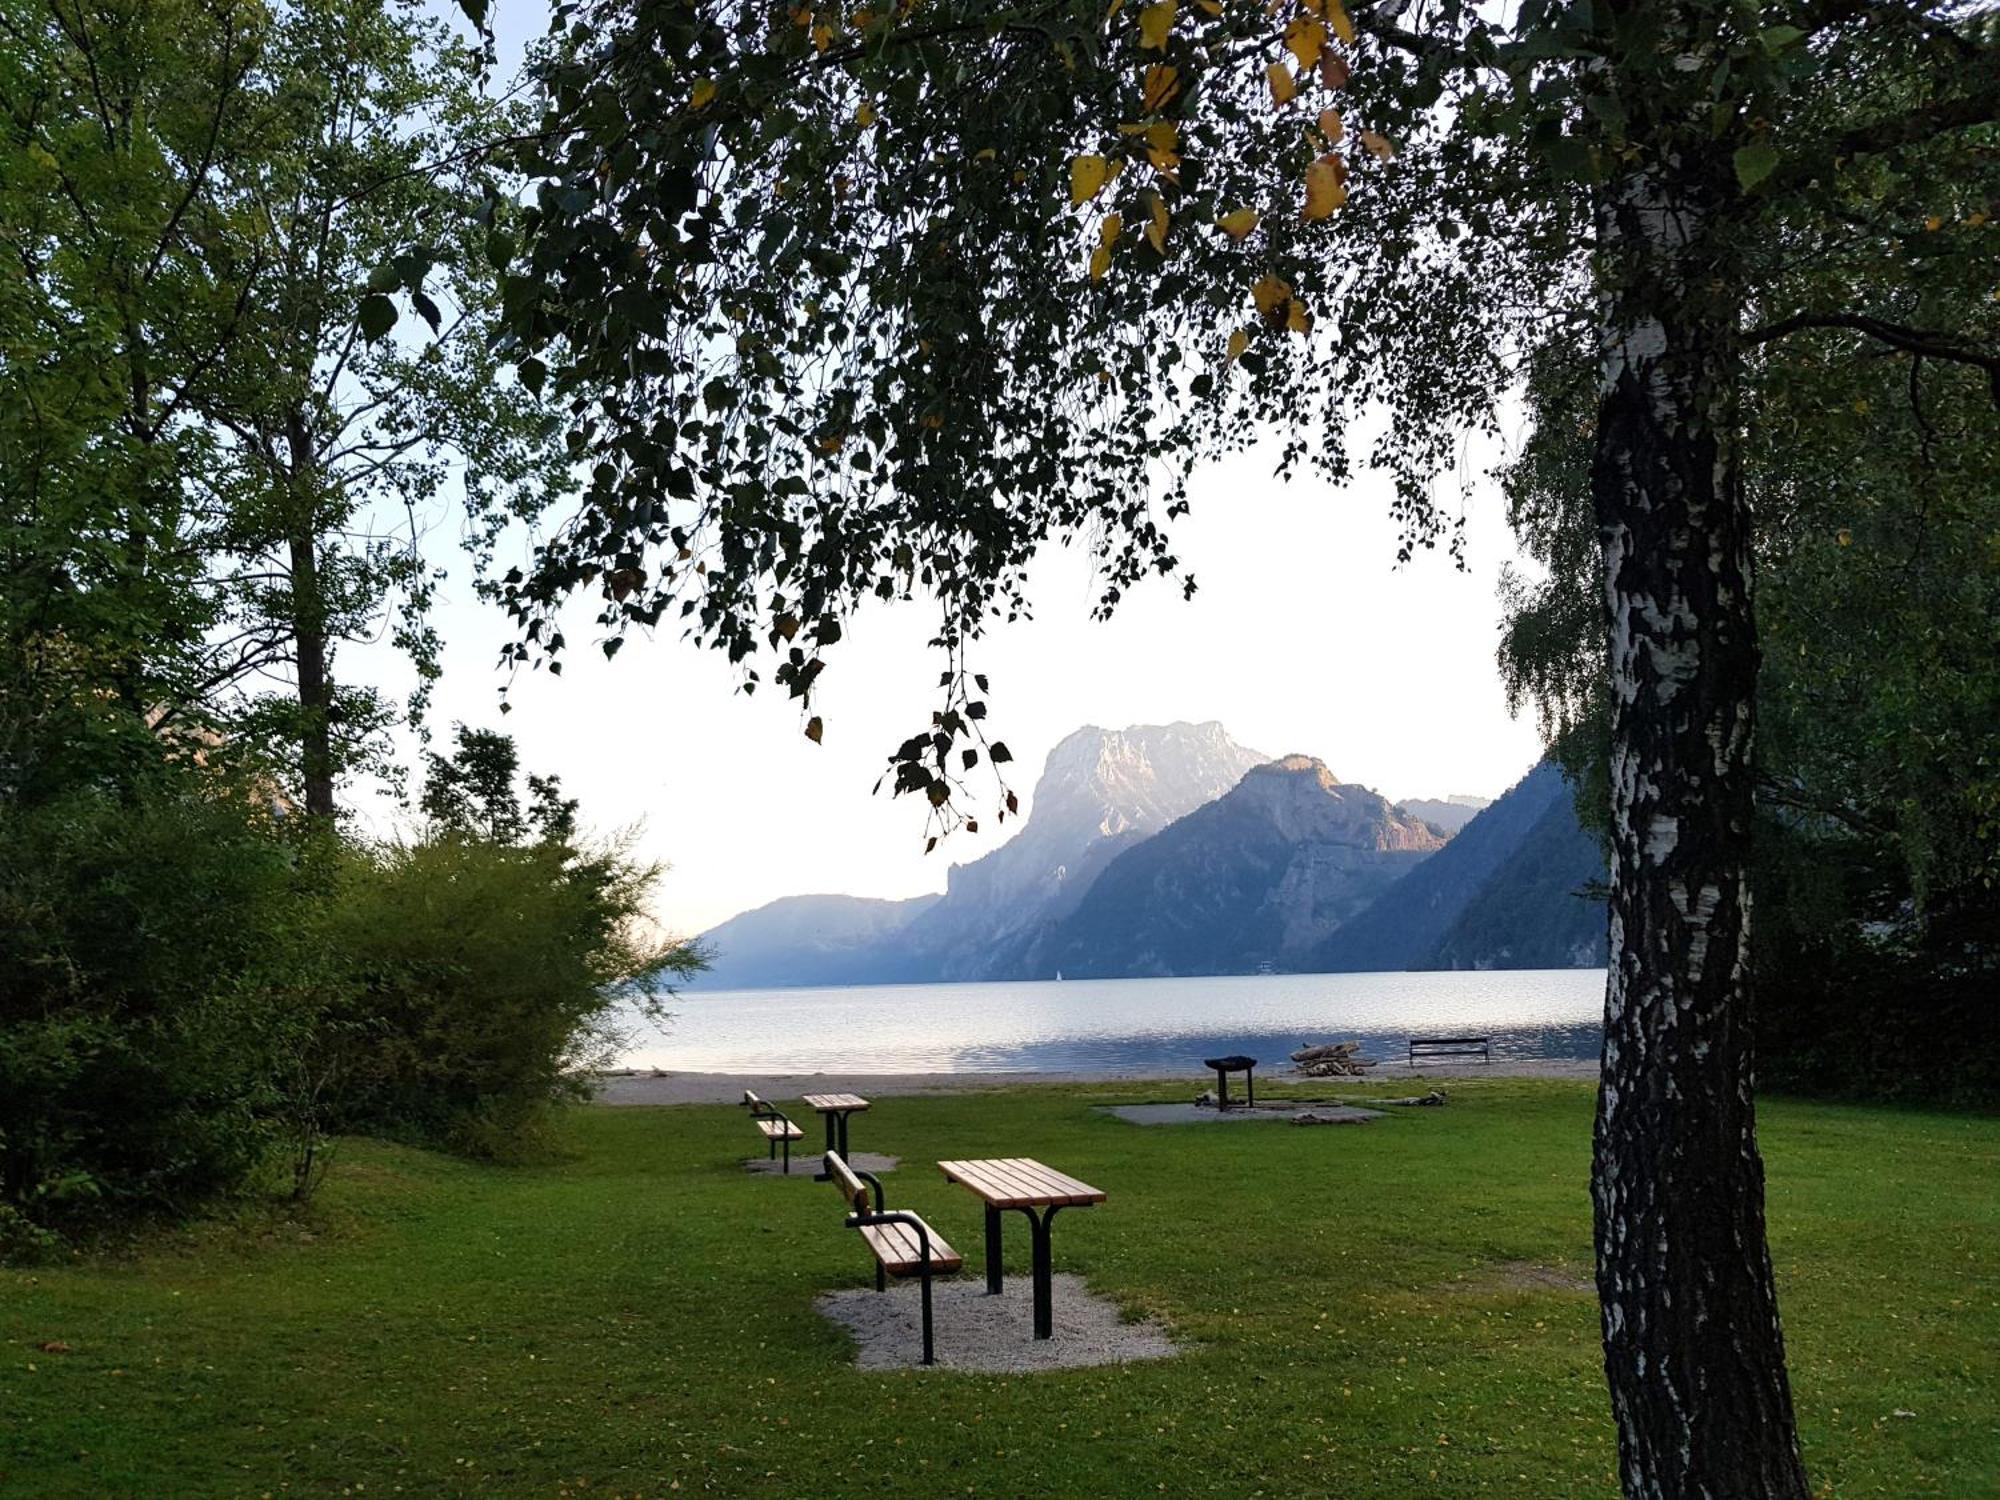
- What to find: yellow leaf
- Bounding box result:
[1142,64,1182,111]
[805,716,824,743]
[812,19,834,50]
[1267,62,1297,106]
[1302,152,1347,219]
[1252,274,1291,317]
[1358,128,1394,161]
[1139,0,1176,49]
[690,79,718,110]
[1218,206,1260,240]
[975,147,998,160]
[1283,16,1325,72]
[1099,212,1124,247]
[1836,528,1853,547]
[1320,50,1350,88]
[856,101,877,126]
[1226,328,1249,361]
[1070,154,1111,204]
[1286,299,1312,333]
[1146,195,1169,253]
[1195,0,1222,13]
[1923,214,1943,231]
[1325,0,1354,44]
[1317,107,1344,142]
[1145,121,1178,152]
[1090,243,1114,280]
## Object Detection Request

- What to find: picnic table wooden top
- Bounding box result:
[936,1157,1106,1210]
[800,1092,871,1113]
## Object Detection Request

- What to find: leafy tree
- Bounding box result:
[441,0,1997,1490]
[2,0,571,817]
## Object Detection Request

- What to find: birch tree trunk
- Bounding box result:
[1589,156,1810,1498]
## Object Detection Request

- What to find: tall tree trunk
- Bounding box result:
[285,412,336,820]
[1589,153,1809,1497]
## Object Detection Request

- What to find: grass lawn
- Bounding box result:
[3,1078,1995,1497]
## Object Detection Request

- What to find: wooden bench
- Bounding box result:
[742,1090,804,1173]
[1409,1036,1491,1066]
[825,1150,961,1365]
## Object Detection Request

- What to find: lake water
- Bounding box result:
[616,969,1607,1074]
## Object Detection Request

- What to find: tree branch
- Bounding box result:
[1746,313,2000,406]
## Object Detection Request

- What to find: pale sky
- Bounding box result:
[350,3,1551,937]
[351,433,1548,936]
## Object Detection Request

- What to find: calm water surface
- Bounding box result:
[618,969,1606,1074]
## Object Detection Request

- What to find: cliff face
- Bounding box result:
[1312,761,1605,973]
[899,720,1272,980]
[1034,756,1445,978]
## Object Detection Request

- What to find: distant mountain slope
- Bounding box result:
[1037,756,1444,978]
[1310,761,1583,973]
[900,720,1270,980]
[690,892,941,989]
[691,720,1267,987]
[1421,793,1607,969]
[1397,795,1491,836]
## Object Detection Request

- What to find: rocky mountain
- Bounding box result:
[1035,756,1445,978]
[1397,795,1491,836]
[1422,791,1608,969]
[690,720,1268,987]
[899,720,1272,980]
[1311,761,1603,973]
[691,892,941,989]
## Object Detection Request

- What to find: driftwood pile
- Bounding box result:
[1290,1041,1378,1077]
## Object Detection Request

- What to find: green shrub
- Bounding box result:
[0,784,321,1241]
[322,830,697,1155]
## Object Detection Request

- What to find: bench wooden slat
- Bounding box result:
[755,1118,804,1140]
[858,1218,962,1275]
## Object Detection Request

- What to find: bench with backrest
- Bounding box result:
[824,1150,962,1365]
[1408,1035,1492,1066]
[742,1089,805,1173]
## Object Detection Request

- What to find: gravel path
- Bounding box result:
[594,1058,1598,1106]
[743,1151,899,1177]
[818,1273,1179,1373]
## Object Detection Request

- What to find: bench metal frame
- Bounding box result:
[833,1158,951,1366]
[742,1093,801,1173]
[1408,1036,1491,1065]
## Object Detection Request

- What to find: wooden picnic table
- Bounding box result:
[801,1092,871,1177]
[937,1157,1106,1339]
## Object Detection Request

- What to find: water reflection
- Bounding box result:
[617,969,1605,1074]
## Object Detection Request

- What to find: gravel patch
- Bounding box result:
[744,1151,899,1177]
[818,1273,1179,1373]
[1098,1102,1383,1126]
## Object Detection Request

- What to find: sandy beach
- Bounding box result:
[592,1056,1599,1106]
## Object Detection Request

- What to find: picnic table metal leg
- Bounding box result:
[1247,1067,1255,1108]
[984,1206,1003,1294]
[836,1111,852,1158]
[1214,1068,1231,1111]
[815,1112,836,1180]
[1026,1207,1064,1340]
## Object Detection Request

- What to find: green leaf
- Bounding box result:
[1733,141,1781,193]
[358,294,398,341]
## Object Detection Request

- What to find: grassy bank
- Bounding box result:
[3,1079,1995,1497]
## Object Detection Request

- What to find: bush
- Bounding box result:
[322,830,697,1155]
[0,784,321,1241]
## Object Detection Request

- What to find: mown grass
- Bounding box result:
[3,1079,1995,1497]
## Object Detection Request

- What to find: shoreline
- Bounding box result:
[592,1057,1599,1107]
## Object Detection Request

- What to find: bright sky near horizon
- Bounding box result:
[352,433,1548,936]
[349,2,1551,937]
